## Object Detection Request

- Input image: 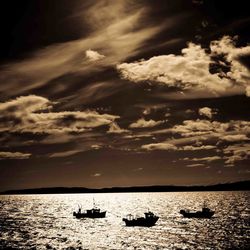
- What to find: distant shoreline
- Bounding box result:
[1,180,249,195]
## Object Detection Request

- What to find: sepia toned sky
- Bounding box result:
[0,0,249,191]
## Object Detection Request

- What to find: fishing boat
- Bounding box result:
[73,200,106,219]
[122,211,159,227]
[180,202,215,219]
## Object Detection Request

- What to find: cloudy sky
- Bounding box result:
[0,0,249,191]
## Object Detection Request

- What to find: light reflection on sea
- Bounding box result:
[0,192,249,249]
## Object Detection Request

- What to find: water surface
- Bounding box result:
[0,191,249,249]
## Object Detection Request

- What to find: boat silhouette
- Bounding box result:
[73,200,106,219]
[122,211,159,227]
[180,202,215,218]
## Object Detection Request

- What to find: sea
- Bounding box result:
[0,191,249,250]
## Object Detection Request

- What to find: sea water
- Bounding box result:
[0,192,249,249]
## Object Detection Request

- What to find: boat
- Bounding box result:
[122,211,159,227]
[180,202,215,219]
[73,201,106,219]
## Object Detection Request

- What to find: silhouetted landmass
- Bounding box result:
[1,181,249,195]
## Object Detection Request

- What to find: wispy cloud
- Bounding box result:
[183,156,221,162]
[0,151,31,160]
[140,116,249,167]
[141,141,216,152]
[0,1,164,98]
[221,134,249,142]
[223,143,250,166]
[0,95,119,134]
[133,167,143,172]
[182,145,216,151]
[49,150,82,158]
[92,173,102,177]
[142,142,177,151]
[186,163,205,168]
[170,119,250,139]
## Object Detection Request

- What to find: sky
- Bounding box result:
[0,0,249,191]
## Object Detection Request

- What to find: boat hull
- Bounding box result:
[123,216,159,227]
[180,210,214,219]
[73,211,106,219]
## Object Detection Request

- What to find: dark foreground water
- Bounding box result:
[0,192,249,250]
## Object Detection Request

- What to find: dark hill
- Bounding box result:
[1,180,249,195]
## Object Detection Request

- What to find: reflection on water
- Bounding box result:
[0,192,249,249]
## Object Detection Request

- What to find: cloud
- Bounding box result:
[0,151,31,160]
[136,104,168,116]
[170,119,250,139]
[0,95,119,134]
[108,122,129,134]
[49,150,82,158]
[92,173,102,177]
[141,118,249,165]
[143,108,151,115]
[223,143,250,166]
[123,133,152,139]
[246,86,250,97]
[182,145,216,151]
[199,107,215,119]
[221,134,249,142]
[91,144,102,150]
[0,1,164,97]
[85,49,105,62]
[186,163,205,168]
[133,167,143,171]
[223,144,250,155]
[183,156,221,162]
[40,133,79,144]
[141,141,216,151]
[210,36,250,97]
[170,119,219,137]
[224,155,244,166]
[117,36,250,98]
[0,95,53,114]
[67,80,127,107]
[129,118,164,128]
[139,118,249,161]
[142,142,177,151]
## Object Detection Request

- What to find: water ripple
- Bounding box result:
[0,192,249,249]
